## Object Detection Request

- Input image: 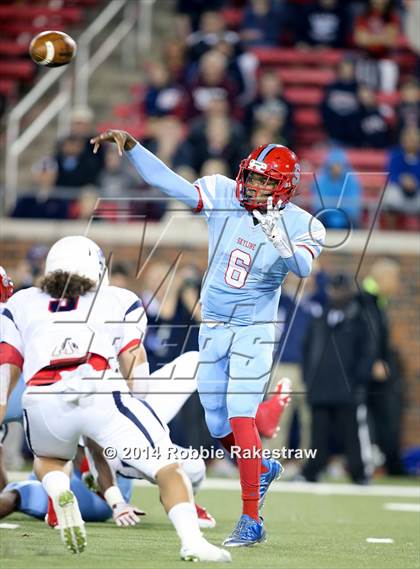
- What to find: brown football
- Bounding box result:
[29,31,77,67]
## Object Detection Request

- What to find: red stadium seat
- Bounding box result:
[0,61,34,81]
[284,87,324,106]
[302,148,388,172]
[0,40,29,57]
[0,79,16,97]
[221,8,243,29]
[278,68,335,87]
[252,47,343,67]
[0,6,82,24]
[294,108,322,128]
[376,92,400,106]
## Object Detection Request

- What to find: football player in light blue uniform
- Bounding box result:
[91,131,326,546]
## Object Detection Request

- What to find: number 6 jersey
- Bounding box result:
[194,174,325,325]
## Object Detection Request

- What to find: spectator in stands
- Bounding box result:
[143,61,190,120]
[359,258,406,475]
[129,116,186,220]
[295,0,350,49]
[184,115,247,177]
[162,38,189,84]
[396,77,420,136]
[188,50,240,117]
[11,245,48,291]
[244,71,293,144]
[188,91,245,163]
[249,125,274,149]
[353,0,400,92]
[200,158,230,177]
[321,58,361,146]
[69,186,99,220]
[97,147,139,199]
[109,262,131,288]
[357,83,392,148]
[301,273,375,485]
[186,9,240,64]
[145,115,190,170]
[271,271,323,454]
[382,126,420,223]
[11,157,69,220]
[240,0,282,48]
[312,148,362,229]
[55,135,99,188]
[69,106,104,179]
[176,0,224,35]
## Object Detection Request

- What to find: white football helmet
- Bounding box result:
[44,236,109,286]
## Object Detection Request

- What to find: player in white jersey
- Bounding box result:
[91,130,326,546]
[0,237,231,563]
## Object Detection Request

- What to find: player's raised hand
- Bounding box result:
[252,197,282,239]
[90,130,136,156]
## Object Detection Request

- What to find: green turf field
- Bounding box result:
[1,484,419,569]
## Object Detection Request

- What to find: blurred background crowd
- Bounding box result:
[3,0,419,230]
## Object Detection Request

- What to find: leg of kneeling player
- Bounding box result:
[86,392,230,562]
[22,389,86,554]
[156,462,230,562]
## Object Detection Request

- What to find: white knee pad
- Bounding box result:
[175,445,206,494]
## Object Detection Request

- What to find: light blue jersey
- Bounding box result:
[126,145,325,327]
[126,142,325,436]
[195,174,325,325]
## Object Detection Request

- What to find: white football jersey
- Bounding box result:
[0,285,147,383]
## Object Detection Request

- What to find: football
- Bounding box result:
[29,30,77,67]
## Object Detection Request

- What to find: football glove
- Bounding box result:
[0,266,14,303]
[252,198,294,258]
[112,502,146,527]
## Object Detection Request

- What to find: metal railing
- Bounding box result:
[4,0,155,212]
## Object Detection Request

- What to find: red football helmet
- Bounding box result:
[0,266,14,303]
[236,144,301,211]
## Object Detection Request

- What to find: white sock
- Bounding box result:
[168,502,203,548]
[42,470,70,500]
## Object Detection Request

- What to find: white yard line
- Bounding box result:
[366,538,394,544]
[384,502,420,512]
[7,473,419,498]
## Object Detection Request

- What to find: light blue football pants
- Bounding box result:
[197,322,276,438]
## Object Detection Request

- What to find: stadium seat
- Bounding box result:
[294,108,322,128]
[0,79,16,97]
[221,8,243,29]
[302,149,388,172]
[376,92,400,106]
[0,61,34,81]
[0,40,30,57]
[284,87,324,106]
[252,47,343,67]
[0,6,82,24]
[278,68,335,87]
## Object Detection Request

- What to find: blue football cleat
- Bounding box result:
[259,458,283,510]
[223,514,266,547]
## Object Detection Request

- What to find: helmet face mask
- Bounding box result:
[236,144,301,212]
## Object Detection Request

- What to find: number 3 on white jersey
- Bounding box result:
[225,249,251,288]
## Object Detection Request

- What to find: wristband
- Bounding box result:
[104,485,124,508]
[271,228,295,258]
